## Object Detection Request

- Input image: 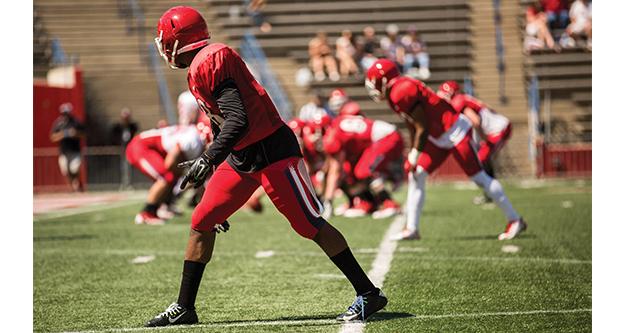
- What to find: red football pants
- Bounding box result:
[417,133,482,177]
[478,124,512,163]
[353,131,404,180]
[126,138,176,184]
[191,157,326,239]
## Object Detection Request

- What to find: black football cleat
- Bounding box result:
[144,302,198,327]
[336,288,388,321]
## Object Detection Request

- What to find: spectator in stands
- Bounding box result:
[540,0,569,30]
[299,92,331,121]
[110,107,139,147]
[246,0,272,33]
[335,29,359,78]
[308,31,340,81]
[49,102,85,192]
[562,0,591,49]
[524,5,557,53]
[380,24,404,69]
[401,24,431,80]
[358,26,380,71]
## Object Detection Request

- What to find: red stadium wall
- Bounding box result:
[34,67,87,192]
[537,143,592,178]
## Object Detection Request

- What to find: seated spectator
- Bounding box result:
[401,24,431,80]
[540,0,569,30]
[524,5,557,53]
[380,24,403,68]
[335,29,359,78]
[358,26,379,71]
[246,0,272,33]
[299,93,331,121]
[308,31,340,81]
[562,0,591,49]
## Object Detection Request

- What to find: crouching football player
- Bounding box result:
[145,6,387,327]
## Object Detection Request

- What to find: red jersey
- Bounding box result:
[451,93,510,136]
[323,115,397,162]
[450,93,485,114]
[187,43,284,150]
[387,77,459,138]
[135,125,205,159]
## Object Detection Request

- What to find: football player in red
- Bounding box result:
[322,101,404,219]
[365,59,526,241]
[126,94,206,225]
[145,6,386,327]
[437,81,513,204]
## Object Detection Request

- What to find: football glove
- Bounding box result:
[212,220,230,233]
[178,154,213,190]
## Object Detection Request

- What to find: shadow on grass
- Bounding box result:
[34,234,97,242]
[367,311,415,322]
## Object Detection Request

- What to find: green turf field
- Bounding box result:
[34,180,591,332]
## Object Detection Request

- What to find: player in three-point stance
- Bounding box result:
[365,59,526,241]
[145,6,387,327]
[437,80,513,205]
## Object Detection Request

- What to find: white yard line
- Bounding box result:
[58,308,591,333]
[33,200,140,222]
[339,217,404,333]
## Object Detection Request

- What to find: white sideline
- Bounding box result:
[58,308,592,333]
[339,217,404,333]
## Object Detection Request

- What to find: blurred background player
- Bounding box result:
[322,99,404,219]
[437,81,513,205]
[49,102,85,192]
[366,59,526,241]
[126,91,206,225]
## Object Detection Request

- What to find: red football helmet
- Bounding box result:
[340,101,362,116]
[155,6,211,69]
[328,88,349,112]
[437,80,460,101]
[365,59,400,102]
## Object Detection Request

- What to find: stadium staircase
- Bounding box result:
[469,0,531,175]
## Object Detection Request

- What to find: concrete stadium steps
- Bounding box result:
[468,0,531,176]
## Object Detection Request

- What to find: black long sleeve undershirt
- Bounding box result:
[202,80,249,167]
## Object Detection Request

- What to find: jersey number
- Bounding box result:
[339,118,368,134]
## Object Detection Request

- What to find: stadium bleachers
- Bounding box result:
[206,0,472,128]
[33,10,52,77]
[518,0,592,142]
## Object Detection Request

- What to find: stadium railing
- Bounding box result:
[34,146,152,193]
[239,31,293,120]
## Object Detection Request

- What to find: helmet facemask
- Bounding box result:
[365,77,387,103]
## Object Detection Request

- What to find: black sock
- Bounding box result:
[177,260,207,310]
[143,203,158,215]
[330,248,376,295]
[358,190,375,204]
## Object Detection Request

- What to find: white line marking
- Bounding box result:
[255,250,275,258]
[34,200,140,222]
[339,216,403,333]
[409,255,591,265]
[501,245,521,253]
[397,247,429,253]
[561,200,574,208]
[415,308,591,320]
[57,308,591,333]
[131,255,156,264]
[314,273,347,280]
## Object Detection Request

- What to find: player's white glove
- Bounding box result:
[322,200,333,220]
[178,154,213,190]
